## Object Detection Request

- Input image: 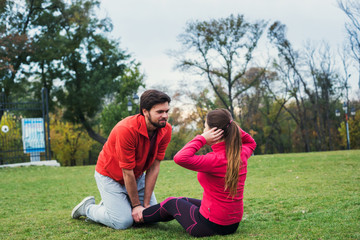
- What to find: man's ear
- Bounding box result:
[142,109,149,117]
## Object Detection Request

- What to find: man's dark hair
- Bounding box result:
[139,90,171,115]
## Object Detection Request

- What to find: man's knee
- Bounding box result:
[111,217,133,230]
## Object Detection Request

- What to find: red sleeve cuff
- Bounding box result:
[119,161,135,170]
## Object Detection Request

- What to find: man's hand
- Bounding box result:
[122,168,144,222]
[201,127,224,145]
[132,205,145,223]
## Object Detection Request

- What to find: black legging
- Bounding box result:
[143,197,239,237]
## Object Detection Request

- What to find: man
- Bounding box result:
[71,90,172,229]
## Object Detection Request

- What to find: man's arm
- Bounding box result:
[122,168,145,222]
[144,159,161,208]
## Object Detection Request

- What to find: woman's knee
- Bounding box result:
[161,197,178,207]
[164,196,177,201]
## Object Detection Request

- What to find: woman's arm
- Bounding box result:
[174,128,223,172]
[240,128,257,158]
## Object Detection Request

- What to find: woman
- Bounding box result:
[141,109,256,237]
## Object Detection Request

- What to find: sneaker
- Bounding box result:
[71,196,95,219]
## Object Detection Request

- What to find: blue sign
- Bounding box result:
[22,118,45,154]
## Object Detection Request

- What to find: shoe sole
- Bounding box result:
[71,196,94,219]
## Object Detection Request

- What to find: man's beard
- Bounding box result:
[148,113,167,128]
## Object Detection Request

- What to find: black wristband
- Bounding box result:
[132,204,142,209]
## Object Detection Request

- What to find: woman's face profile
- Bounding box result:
[204,121,210,132]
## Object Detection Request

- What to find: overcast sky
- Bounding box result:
[99,0,358,97]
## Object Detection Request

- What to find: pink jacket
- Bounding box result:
[173,128,256,225]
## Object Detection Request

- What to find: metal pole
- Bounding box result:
[41,88,47,160]
[41,88,51,160]
[45,88,51,160]
[0,89,4,120]
[345,112,350,150]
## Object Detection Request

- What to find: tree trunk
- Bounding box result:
[78,113,107,145]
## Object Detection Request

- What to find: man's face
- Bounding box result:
[144,102,170,129]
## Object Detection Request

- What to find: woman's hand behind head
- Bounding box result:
[201,127,224,145]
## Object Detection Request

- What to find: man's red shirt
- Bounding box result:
[95,114,172,184]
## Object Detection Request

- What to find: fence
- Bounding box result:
[0,88,51,165]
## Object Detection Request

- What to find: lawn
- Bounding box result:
[0,150,359,239]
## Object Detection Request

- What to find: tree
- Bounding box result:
[0,0,144,144]
[0,112,22,164]
[305,42,342,150]
[165,107,193,160]
[268,22,343,152]
[338,109,360,149]
[100,63,145,136]
[187,88,217,131]
[268,22,311,152]
[338,0,360,89]
[164,89,216,158]
[234,67,293,154]
[50,111,97,166]
[174,14,267,118]
[35,0,139,144]
[0,0,36,98]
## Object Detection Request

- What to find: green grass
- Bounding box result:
[1,150,359,240]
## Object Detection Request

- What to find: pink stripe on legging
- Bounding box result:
[186,205,198,235]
